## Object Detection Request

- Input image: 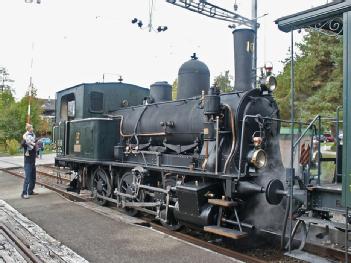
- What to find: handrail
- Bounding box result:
[236,114,312,180]
[293,115,320,149]
[336,106,343,183]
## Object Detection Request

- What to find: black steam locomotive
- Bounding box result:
[54,29,286,238]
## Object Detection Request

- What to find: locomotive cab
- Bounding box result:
[53,82,149,158]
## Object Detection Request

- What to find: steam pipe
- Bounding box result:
[237,114,262,180]
[223,104,236,173]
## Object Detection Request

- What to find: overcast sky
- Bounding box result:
[0,0,327,100]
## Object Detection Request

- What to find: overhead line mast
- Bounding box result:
[166,0,259,88]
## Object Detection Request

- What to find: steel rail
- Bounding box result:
[0,224,42,263]
[148,222,267,263]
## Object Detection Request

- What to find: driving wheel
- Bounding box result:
[91,167,111,206]
[119,171,142,217]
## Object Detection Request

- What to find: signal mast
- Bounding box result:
[166,0,259,87]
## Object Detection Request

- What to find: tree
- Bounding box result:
[275,31,343,122]
[214,70,233,93]
[0,90,15,110]
[36,118,51,136]
[0,90,16,146]
[0,67,14,92]
[0,85,43,146]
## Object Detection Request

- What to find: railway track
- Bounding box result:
[0,165,271,262]
[0,166,89,202]
[0,224,40,263]
[1,165,347,262]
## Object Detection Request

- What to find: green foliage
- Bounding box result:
[0,84,43,147]
[37,118,52,136]
[0,90,15,109]
[6,139,19,155]
[0,67,14,92]
[214,70,233,93]
[275,32,343,122]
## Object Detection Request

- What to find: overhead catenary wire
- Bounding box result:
[148,0,155,32]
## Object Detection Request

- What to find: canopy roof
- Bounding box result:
[275,0,351,33]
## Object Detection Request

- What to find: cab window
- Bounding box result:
[90,91,104,113]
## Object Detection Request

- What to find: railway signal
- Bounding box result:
[25,0,41,4]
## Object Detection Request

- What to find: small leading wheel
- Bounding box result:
[91,168,111,206]
[119,171,141,217]
[160,178,182,231]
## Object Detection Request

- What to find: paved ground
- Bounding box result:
[1,200,88,263]
[0,170,240,263]
[0,153,56,168]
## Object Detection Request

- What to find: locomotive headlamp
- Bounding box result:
[260,75,277,93]
[248,149,267,169]
[267,76,277,92]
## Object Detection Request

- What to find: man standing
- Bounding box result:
[21,123,38,199]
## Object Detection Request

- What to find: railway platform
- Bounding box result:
[0,153,56,169]
[0,170,241,263]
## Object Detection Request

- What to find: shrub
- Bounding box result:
[6,139,19,155]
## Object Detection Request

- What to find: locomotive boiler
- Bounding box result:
[54,28,286,238]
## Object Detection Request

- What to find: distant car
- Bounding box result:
[323,133,335,142]
[40,137,52,145]
[313,135,326,142]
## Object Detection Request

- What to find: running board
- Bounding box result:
[204,226,247,239]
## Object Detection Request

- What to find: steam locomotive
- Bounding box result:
[54,29,286,239]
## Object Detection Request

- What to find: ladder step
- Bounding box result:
[296,216,348,230]
[204,225,247,239]
[208,199,236,207]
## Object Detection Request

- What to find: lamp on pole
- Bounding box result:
[25,0,41,4]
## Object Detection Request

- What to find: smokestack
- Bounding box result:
[233,28,255,91]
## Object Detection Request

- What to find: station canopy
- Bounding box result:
[275,0,351,35]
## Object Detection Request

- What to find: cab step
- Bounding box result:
[208,199,237,207]
[204,225,247,239]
